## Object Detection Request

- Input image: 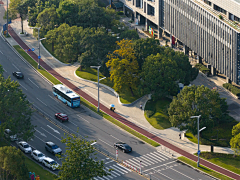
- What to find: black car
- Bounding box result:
[114,142,132,153]
[12,72,24,79]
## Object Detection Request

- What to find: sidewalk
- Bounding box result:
[4,19,240,179]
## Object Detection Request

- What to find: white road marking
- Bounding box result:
[110,135,122,142]
[126,158,144,167]
[41,127,61,141]
[106,167,121,176]
[143,161,176,172]
[69,121,78,127]
[111,165,125,174]
[139,156,155,165]
[37,97,47,106]
[143,153,161,163]
[28,78,39,88]
[117,163,132,172]
[133,157,151,166]
[48,95,59,103]
[12,63,20,71]
[34,135,45,143]
[18,83,27,90]
[3,68,7,72]
[156,171,174,180]
[98,139,112,147]
[170,167,195,180]
[0,50,3,54]
[47,125,60,134]
[77,114,90,123]
[105,160,114,164]
[34,128,47,137]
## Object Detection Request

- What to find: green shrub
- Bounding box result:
[223,83,240,96]
[219,15,223,19]
[117,11,124,15]
[145,110,155,118]
[195,63,210,76]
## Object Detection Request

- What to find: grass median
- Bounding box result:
[178,156,233,180]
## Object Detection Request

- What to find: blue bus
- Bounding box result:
[52,84,80,108]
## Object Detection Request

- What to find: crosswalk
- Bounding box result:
[94,151,173,180]
[124,150,171,168]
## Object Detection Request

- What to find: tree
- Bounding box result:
[9,0,28,34]
[230,123,240,156]
[133,38,165,70]
[57,134,110,180]
[168,85,228,134]
[119,29,139,40]
[139,53,180,99]
[106,39,139,96]
[0,74,35,141]
[0,146,29,179]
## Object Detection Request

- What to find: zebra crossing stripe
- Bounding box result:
[117,163,132,172]
[143,153,161,163]
[126,158,144,167]
[133,157,151,166]
[102,176,111,180]
[109,166,125,174]
[107,170,117,178]
[139,156,156,165]
[154,151,169,160]
[150,152,166,161]
[106,167,121,176]
[103,169,114,179]
[112,164,129,173]
[94,176,105,180]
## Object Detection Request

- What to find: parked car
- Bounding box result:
[18,141,32,153]
[45,141,62,155]
[4,129,18,141]
[55,113,68,122]
[12,71,24,79]
[114,142,132,153]
[42,157,59,170]
[31,150,46,162]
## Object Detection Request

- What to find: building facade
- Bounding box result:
[121,0,240,84]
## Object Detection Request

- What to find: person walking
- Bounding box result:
[140,104,142,110]
[179,133,181,139]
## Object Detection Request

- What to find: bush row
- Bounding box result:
[223,83,240,96]
[195,63,210,76]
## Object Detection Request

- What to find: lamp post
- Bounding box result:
[90,66,106,112]
[190,115,206,167]
[6,0,8,36]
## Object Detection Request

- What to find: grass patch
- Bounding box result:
[25,157,57,180]
[13,45,62,85]
[199,152,240,175]
[185,117,238,147]
[76,67,141,104]
[144,98,172,129]
[178,156,233,180]
[80,98,160,147]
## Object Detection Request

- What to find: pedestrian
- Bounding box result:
[179,133,181,139]
[140,104,142,110]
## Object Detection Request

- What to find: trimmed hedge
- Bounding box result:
[117,11,124,15]
[195,63,210,76]
[223,83,240,96]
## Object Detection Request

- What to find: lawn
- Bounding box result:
[13,45,62,85]
[178,156,233,180]
[75,67,141,104]
[185,117,238,147]
[199,152,240,175]
[144,98,172,129]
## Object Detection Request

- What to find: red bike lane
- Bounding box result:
[8,25,240,180]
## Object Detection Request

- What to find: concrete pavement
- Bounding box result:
[4,16,237,158]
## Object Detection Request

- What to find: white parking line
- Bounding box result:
[77,114,90,123]
[98,139,112,147]
[12,63,20,71]
[37,97,47,106]
[18,82,27,90]
[28,78,39,88]
[40,127,62,141]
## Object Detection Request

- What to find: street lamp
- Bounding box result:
[30,27,44,69]
[190,115,206,167]
[90,66,106,112]
[6,0,8,36]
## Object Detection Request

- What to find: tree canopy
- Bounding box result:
[106,39,139,96]
[230,122,240,156]
[168,85,228,134]
[0,146,29,179]
[0,72,35,141]
[57,134,110,180]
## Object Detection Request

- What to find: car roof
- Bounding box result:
[33,150,42,154]
[5,129,11,132]
[16,72,22,74]
[59,113,67,116]
[20,141,28,145]
[46,141,55,146]
[43,157,54,162]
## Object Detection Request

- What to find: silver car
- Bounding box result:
[45,141,62,155]
[31,150,46,162]
[18,141,32,153]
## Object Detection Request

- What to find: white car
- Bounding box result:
[18,141,32,153]
[4,129,18,141]
[31,150,46,162]
[42,157,59,170]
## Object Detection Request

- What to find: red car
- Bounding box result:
[55,113,68,122]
